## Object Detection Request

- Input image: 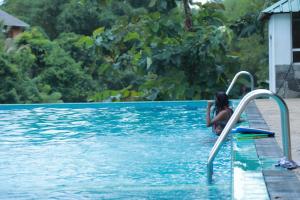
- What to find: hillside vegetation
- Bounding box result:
[0,0,276,103]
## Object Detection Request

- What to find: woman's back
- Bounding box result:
[213,107,233,134]
[206,91,233,135]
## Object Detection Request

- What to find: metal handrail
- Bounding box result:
[226,71,254,95]
[207,89,292,183]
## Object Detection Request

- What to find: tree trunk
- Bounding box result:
[183,0,193,31]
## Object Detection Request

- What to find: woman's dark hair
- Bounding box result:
[215,91,229,113]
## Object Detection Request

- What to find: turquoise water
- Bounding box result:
[0,102,232,199]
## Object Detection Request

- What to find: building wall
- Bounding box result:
[7,26,23,38]
[269,14,295,97]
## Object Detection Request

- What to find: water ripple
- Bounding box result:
[0,103,232,199]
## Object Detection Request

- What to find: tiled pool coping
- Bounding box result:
[245,101,300,200]
[232,136,269,200]
[232,102,268,200]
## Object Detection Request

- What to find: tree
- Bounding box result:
[56,0,102,35]
[223,0,275,88]
[15,28,97,102]
[0,0,245,103]
[183,0,193,31]
[2,0,69,39]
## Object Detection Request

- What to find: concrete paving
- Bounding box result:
[246,101,300,199]
[255,99,300,179]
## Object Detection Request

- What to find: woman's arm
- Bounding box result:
[206,102,213,127]
[207,108,228,127]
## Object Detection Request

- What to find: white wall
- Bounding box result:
[269,14,292,92]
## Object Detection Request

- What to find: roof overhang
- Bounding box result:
[259,0,300,21]
[0,9,29,27]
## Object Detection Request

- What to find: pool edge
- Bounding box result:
[245,101,300,200]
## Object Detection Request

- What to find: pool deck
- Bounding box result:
[246,100,300,200]
[255,99,300,177]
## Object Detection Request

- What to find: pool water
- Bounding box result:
[0,102,232,199]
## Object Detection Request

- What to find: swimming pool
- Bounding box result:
[0,101,232,199]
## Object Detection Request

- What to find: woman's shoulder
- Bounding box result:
[220,107,232,113]
[227,107,233,113]
[217,107,233,118]
[217,109,229,116]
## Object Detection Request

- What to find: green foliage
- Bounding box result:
[223,0,264,21]
[88,87,143,102]
[2,0,69,38]
[233,34,268,85]
[223,0,271,89]
[6,28,97,103]
[56,0,103,35]
[0,50,41,103]
[0,0,270,103]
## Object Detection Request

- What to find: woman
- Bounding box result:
[206,91,233,135]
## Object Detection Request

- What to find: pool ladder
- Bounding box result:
[207,89,292,183]
[226,71,254,96]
